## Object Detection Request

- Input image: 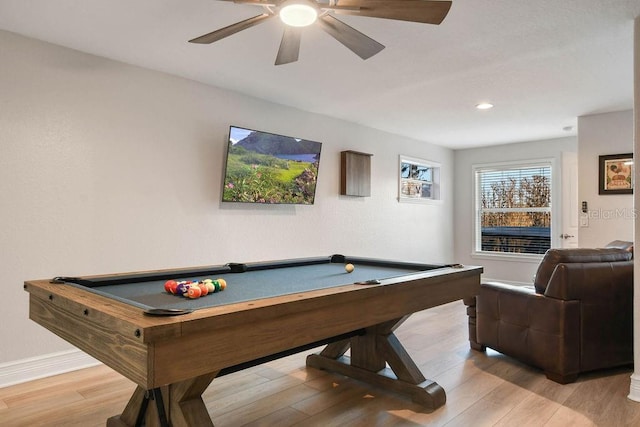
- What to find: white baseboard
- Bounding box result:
[628,373,640,402]
[0,349,100,388]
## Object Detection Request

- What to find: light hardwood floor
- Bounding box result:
[2,301,639,426]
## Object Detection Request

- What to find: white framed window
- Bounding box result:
[473,159,554,258]
[398,155,441,203]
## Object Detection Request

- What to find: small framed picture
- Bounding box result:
[599,153,633,195]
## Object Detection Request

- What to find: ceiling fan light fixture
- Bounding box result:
[279,1,318,27]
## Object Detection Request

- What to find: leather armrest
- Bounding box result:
[481,281,537,296]
[476,281,580,374]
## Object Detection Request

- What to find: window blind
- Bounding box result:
[476,164,552,254]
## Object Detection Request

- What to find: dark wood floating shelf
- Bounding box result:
[341,150,373,197]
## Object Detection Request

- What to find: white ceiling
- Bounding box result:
[1,0,639,149]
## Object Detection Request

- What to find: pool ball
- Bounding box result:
[205,281,215,294]
[164,280,177,293]
[187,286,202,299]
[211,278,227,292]
[175,282,190,296]
[168,281,179,294]
[169,281,179,294]
[198,282,209,296]
[345,263,354,273]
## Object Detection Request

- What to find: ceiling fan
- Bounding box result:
[189,0,452,65]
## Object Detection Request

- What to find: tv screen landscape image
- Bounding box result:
[222,126,322,204]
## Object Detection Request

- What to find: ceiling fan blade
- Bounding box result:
[231,0,277,5]
[317,15,385,60]
[275,27,302,65]
[329,0,452,25]
[189,13,274,44]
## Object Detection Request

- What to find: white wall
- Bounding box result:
[577,110,635,247]
[453,137,577,283]
[0,31,454,367]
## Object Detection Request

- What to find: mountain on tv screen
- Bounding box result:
[221,126,322,205]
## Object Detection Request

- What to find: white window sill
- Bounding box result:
[397,197,443,205]
[471,251,544,263]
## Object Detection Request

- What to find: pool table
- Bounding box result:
[24,255,482,426]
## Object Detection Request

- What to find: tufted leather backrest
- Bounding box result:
[533,246,632,293]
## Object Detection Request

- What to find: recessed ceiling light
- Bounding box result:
[562,126,574,132]
[475,102,494,110]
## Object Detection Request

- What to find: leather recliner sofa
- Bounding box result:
[464,241,634,383]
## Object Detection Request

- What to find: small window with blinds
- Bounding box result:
[474,162,552,255]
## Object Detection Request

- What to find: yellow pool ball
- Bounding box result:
[345,263,354,273]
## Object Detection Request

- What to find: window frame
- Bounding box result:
[471,158,559,261]
[398,155,441,204]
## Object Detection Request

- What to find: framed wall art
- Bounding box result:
[599,153,633,195]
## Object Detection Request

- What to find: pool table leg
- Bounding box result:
[306,316,446,411]
[107,372,217,427]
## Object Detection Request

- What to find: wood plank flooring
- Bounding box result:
[2,301,639,426]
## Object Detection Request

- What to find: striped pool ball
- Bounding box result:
[187,286,202,299]
[175,282,190,296]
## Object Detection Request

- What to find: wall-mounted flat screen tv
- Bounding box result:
[221,126,322,204]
